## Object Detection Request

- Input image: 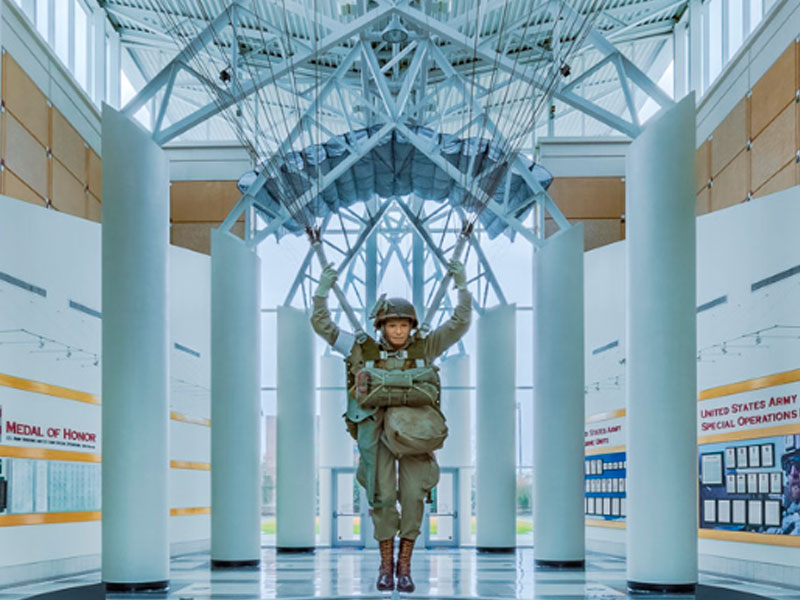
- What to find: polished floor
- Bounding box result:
[1,548,798,600]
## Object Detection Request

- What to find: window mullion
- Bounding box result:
[68,0,75,73]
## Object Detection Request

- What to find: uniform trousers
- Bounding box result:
[358,437,440,541]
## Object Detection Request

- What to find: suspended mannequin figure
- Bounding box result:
[311,260,471,592]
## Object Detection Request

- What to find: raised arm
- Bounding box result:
[425,260,472,361]
[310,265,356,355]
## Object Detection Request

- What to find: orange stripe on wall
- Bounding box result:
[0,508,211,527]
[585,444,626,456]
[170,412,211,427]
[586,409,626,424]
[0,373,99,404]
[170,460,211,471]
[170,507,211,516]
[586,519,625,529]
[0,445,100,462]
[0,511,101,527]
[0,373,210,426]
[698,368,800,400]
[698,528,800,547]
[0,447,211,470]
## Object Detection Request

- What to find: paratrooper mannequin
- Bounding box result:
[311,260,471,592]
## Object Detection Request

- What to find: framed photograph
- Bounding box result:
[701,453,724,485]
[584,497,588,513]
[747,473,758,494]
[620,478,626,493]
[732,500,746,524]
[760,444,774,468]
[748,445,761,468]
[770,472,783,494]
[758,473,769,494]
[736,474,746,493]
[726,474,736,494]
[748,500,763,526]
[785,435,796,451]
[620,498,626,516]
[597,460,604,475]
[603,497,611,515]
[612,479,619,493]
[612,497,620,516]
[736,446,748,468]
[764,500,781,526]
[588,497,595,514]
[703,499,717,523]
[585,461,591,475]
[585,480,590,492]
[717,499,731,524]
[725,447,736,469]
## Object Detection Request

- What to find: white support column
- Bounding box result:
[438,354,472,546]
[476,305,516,551]
[276,306,316,551]
[210,229,262,567]
[533,224,585,568]
[319,353,353,546]
[625,94,697,594]
[101,104,169,592]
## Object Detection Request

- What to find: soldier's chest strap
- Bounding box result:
[363,335,427,369]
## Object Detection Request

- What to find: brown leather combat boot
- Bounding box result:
[395,537,415,592]
[377,537,395,591]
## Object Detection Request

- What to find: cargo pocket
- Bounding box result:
[422,458,440,494]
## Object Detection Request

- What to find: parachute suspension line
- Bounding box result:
[147,0,309,225]
[307,227,368,344]
[418,221,474,334]
[456,0,608,232]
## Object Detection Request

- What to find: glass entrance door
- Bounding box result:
[423,467,459,547]
[331,467,364,547]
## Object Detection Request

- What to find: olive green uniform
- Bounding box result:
[311,289,471,541]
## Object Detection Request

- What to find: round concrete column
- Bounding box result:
[533,223,585,567]
[276,306,316,551]
[438,354,472,546]
[101,104,170,591]
[210,229,262,567]
[476,305,516,551]
[318,354,353,546]
[626,94,697,593]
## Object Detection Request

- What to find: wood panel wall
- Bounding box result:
[170,180,244,254]
[546,176,625,251]
[696,40,800,209]
[0,52,101,221]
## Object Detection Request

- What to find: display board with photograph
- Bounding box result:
[585,450,626,522]
[698,433,800,537]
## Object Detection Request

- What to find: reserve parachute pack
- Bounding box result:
[347,335,448,455]
[355,366,439,409]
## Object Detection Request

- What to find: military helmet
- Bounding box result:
[370,294,418,329]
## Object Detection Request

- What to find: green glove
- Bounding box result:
[315,265,338,298]
[448,260,467,290]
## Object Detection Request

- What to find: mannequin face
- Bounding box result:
[383,318,412,349]
[791,483,800,503]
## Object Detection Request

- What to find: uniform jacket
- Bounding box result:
[310,289,472,507]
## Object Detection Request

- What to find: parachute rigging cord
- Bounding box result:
[144,0,609,326]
